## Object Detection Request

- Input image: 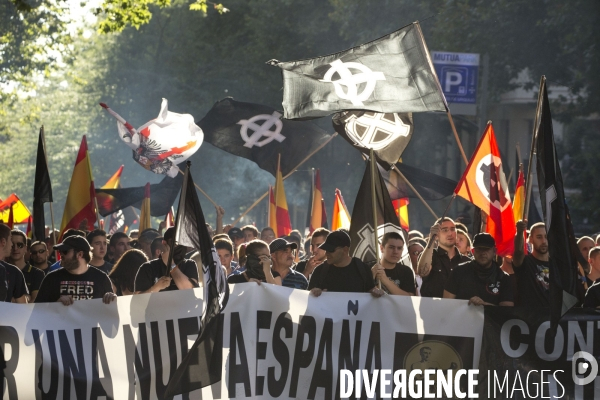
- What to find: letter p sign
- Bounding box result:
[445,71,462,92]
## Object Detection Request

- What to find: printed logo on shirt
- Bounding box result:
[486,281,502,296]
[60,280,95,300]
[535,264,550,291]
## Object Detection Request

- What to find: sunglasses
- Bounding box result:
[59,248,73,256]
[11,242,25,249]
[31,249,46,255]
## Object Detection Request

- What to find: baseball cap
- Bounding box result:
[228,227,244,240]
[53,235,92,253]
[472,233,495,248]
[318,230,351,252]
[269,238,298,254]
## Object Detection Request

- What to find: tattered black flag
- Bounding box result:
[333,111,413,168]
[95,173,182,217]
[381,162,457,201]
[349,160,404,266]
[33,127,52,241]
[268,22,446,120]
[197,98,333,177]
[534,77,584,327]
[164,162,229,397]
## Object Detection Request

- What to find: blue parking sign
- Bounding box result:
[432,52,479,105]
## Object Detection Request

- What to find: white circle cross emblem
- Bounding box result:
[320,59,386,106]
[238,111,286,148]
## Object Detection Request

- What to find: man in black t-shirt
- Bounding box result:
[512,220,551,306]
[418,217,471,298]
[134,227,199,293]
[87,230,113,274]
[0,223,28,303]
[296,228,329,280]
[10,229,44,302]
[35,236,116,305]
[444,233,514,306]
[0,263,6,301]
[371,232,415,296]
[308,231,383,297]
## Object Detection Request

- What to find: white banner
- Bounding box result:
[1,284,484,399]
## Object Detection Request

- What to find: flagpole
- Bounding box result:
[230,133,338,227]
[167,161,190,277]
[446,110,469,165]
[369,149,382,290]
[523,76,545,220]
[392,165,439,220]
[40,126,58,249]
[177,167,218,208]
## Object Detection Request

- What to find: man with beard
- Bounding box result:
[0,223,28,303]
[444,233,514,306]
[29,241,50,274]
[10,230,45,302]
[35,236,116,305]
[418,218,471,298]
[512,221,551,306]
[296,228,329,279]
[371,232,416,296]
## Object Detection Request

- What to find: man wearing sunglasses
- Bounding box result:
[35,236,116,305]
[29,241,50,274]
[0,223,28,303]
[10,229,45,302]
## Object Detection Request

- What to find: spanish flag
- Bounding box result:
[26,216,32,238]
[513,167,525,222]
[455,123,515,256]
[274,165,292,237]
[309,169,327,233]
[392,198,410,232]
[139,183,152,232]
[59,136,97,237]
[7,204,14,229]
[268,186,277,233]
[103,165,123,189]
[0,194,32,225]
[331,189,351,231]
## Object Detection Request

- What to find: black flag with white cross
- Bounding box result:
[197,98,333,177]
[332,111,413,169]
[268,21,447,120]
[349,159,406,266]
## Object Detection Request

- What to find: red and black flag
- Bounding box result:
[534,77,584,325]
[32,127,53,241]
[164,162,229,396]
[197,98,333,177]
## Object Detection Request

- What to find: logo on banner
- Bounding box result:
[320,59,385,106]
[404,340,463,374]
[354,222,402,260]
[476,155,511,211]
[572,351,598,385]
[344,112,410,150]
[238,111,286,148]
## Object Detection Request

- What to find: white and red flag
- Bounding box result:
[100,99,203,177]
[455,123,516,256]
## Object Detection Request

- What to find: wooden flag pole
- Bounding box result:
[166,162,190,276]
[523,76,545,220]
[40,126,58,249]
[392,165,439,220]
[446,110,469,166]
[230,133,338,227]
[177,167,218,208]
[369,149,382,289]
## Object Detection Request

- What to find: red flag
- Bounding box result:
[268,186,277,234]
[274,165,292,237]
[392,198,410,232]
[164,207,175,229]
[26,216,33,238]
[455,123,516,256]
[309,170,326,233]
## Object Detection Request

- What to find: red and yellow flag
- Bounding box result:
[139,183,151,232]
[7,204,14,229]
[309,170,327,233]
[268,186,277,234]
[103,165,123,189]
[513,167,525,222]
[26,216,33,238]
[0,194,32,225]
[455,123,515,256]
[59,135,97,237]
[392,198,410,232]
[331,188,351,231]
[274,165,292,237]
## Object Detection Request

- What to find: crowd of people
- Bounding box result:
[1,213,600,310]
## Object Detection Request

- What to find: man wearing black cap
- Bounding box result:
[228,227,245,263]
[443,233,514,306]
[35,236,116,305]
[308,231,384,297]
[134,227,199,294]
[270,238,308,290]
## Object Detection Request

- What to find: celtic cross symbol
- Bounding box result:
[237,111,286,148]
[320,59,385,106]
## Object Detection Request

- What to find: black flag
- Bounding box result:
[33,127,52,241]
[268,22,446,120]
[534,77,583,326]
[349,160,404,265]
[381,162,457,201]
[95,173,183,217]
[164,162,229,396]
[197,98,333,177]
[333,111,413,168]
